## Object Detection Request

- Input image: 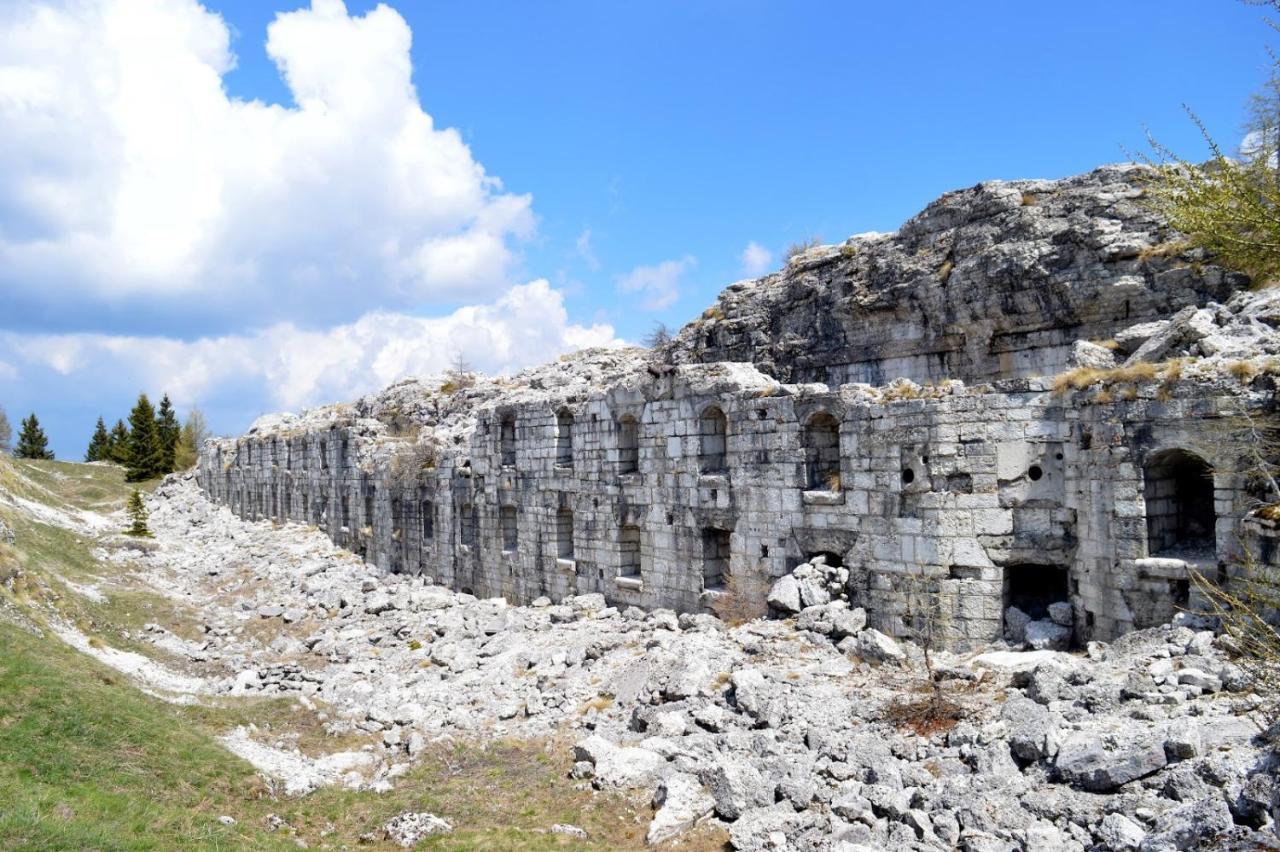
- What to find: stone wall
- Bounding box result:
[197,357,1267,648]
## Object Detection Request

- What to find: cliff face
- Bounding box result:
[663,165,1247,385]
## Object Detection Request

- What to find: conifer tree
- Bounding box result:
[125,394,163,482]
[125,490,151,537]
[107,419,130,465]
[85,417,110,462]
[155,394,180,474]
[0,405,11,454]
[15,414,53,460]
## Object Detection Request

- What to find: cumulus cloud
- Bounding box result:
[0,0,533,333]
[5,281,621,411]
[616,256,695,311]
[740,241,773,276]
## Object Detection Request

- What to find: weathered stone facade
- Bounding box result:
[198,165,1280,648]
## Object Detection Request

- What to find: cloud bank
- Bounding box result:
[0,0,533,334]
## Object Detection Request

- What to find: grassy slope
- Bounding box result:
[0,459,692,851]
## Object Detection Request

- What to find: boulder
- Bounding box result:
[1137,797,1233,851]
[1096,814,1145,851]
[1071,340,1117,370]
[1025,620,1071,651]
[699,759,773,820]
[647,773,714,845]
[381,812,452,848]
[1001,697,1059,763]
[1004,606,1032,644]
[1047,601,1074,627]
[1055,732,1167,792]
[767,575,802,614]
[1163,718,1202,761]
[854,629,905,664]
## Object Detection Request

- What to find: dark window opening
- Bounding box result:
[1144,449,1216,557]
[1005,563,1069,621]
[500,416,516,466]
[618,416,639,474]
[501,506,518,551]
[619,525,641,578]
[806,551,843,569]
[556,409,574,466]
[699,406,728,473]
[1028,465,1043,482]
[460,503,476,546]
[557,508,575,559]
[364,493,374,528]
[320,439,328,470]
[803,411,841,490]
[901,468,915,484]
[422,500,435,540]
[702,528,730,591]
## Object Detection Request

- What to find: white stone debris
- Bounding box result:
[81,476,1280,850]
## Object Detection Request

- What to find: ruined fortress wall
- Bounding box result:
[197,370,1257,648]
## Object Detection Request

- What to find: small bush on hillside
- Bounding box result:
[710,568,769,626]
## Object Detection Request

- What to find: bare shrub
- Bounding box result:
[884,575,969,737]
[388,439,439,489]
[710,568,769,626]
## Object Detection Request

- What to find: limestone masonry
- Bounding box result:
[198,164,1280,648]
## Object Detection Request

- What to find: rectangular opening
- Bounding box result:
[701,527,730,591]
[460,503,476,547]
[422,499,435,540]
[501,505,518,551]
[557,508,574,559]
[620,525,641,578]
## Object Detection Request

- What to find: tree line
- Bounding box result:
[0,394,209,482]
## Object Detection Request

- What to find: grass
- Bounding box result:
[0,458,684,850]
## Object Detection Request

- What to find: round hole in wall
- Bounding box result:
[901,468,915,484]
[1028,465,1044,482]
[1055,452,1064,461]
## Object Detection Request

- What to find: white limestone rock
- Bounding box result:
[766,574,802,614]
[1024,619,1071,651]
[854,629,905,664]
[381,812,452,847]
[647,773,714,845]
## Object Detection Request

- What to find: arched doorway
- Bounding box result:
[1144,449,1216,558]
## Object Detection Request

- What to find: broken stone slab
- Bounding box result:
[1125,305,1216,365]
[1004,606,1032,644]
[1001,697,1059,763]
[1163,718,1201,761]
[573,734,665,790]
[1113,319,1169,354]
[1096,813,1145,851]
[647,772,714,845]
[1054,732,1167,792]
[1071,340,1117,370]
[1047,601,1073,627]
[699,759,774,820]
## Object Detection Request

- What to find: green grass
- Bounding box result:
[0,457,698,850]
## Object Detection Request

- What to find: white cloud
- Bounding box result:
[0,360,17,381]
[740,241,773,276]
[6,281,621,411]
[0,0,533,331]
[616,256,695,311]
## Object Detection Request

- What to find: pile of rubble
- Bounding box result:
[96,477,1280,850]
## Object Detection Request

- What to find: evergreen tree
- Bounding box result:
[15,414,53,460]
[125,490,151,537]
[0,405,11,454]
[85,417,110,462]
[107,419,130,465]
[124,394,163,482]
[173,408,210,471]
[155,394,180,474]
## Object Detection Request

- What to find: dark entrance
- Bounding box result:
[1004,563,1068,620]
[1144,449,1216,557]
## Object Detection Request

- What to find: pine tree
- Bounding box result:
[125,394,163,482]
[85,417,110,462]
[125,490,151,537]
[15,414,53,460]
[155,394,180,474]
[107,419,130,465]
[0,405,11,454]
[173,408,210,471]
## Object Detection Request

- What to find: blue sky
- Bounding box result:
[0,0,1270,458]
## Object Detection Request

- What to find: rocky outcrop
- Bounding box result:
[662,165,1246,386]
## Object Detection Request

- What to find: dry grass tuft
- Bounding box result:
[1020,192,1037,207]
[937,259,954,284]
[1229,360,1260,383]
[710,569,769,626]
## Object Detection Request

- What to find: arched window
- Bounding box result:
[557,507,575,559]
[699,406,728,474]
[556,409,574,466]
[803,411,841,490]
[1144,449,1216,556]
[618,415,639,474]
[500,415,517,467]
